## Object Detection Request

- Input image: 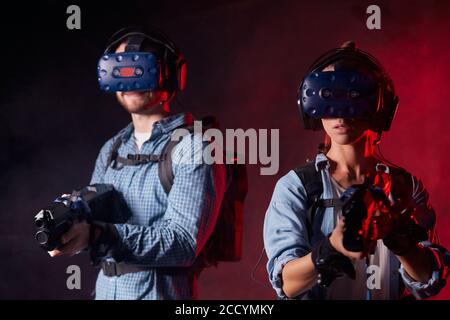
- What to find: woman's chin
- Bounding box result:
[331,135,362,146]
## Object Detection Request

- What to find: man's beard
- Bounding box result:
[117,91,163,114]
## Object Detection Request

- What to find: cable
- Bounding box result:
[250,247,272,288]
[375,143,401,170]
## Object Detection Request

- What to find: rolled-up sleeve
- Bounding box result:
[399,175,448,298]
[263,170,311,298]
[399,241,447,299]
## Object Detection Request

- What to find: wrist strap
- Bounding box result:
[89,223,102,247]
[89,221,119,247]
[311,235,356,287]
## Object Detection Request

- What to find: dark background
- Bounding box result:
[1,0,450,299]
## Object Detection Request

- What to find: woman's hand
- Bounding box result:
[329,216,377,260]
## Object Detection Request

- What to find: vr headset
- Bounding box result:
[297,43,399,132]
[97,27,186,93]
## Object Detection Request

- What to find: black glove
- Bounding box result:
[311,235,356,287]
[88,221,120,265]
[382,205,428,256]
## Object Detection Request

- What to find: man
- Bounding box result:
[264,41,449,299]
[49,27,227,300]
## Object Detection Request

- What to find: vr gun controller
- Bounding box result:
[340,183,427,253]
[34,184,120,251]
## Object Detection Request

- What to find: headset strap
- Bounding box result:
[125,34,145,52]
[104,30,177,56]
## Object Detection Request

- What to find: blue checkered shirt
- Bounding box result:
[89,112,227,300]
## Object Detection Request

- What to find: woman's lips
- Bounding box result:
[333,124,354,133]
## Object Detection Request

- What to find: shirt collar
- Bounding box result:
[119,112,193,143]
[153,112,193,134]
[314,152,391,174]
[315,152,330,171]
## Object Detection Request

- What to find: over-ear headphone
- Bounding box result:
[102,26,186,93]
[297,42,399,132]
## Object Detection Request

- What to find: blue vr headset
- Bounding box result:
[301,71,379,119]
[97,28,185,93]
[98,52,158,92]
[298,44,399,132]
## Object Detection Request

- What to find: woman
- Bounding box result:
[263,41,448,300]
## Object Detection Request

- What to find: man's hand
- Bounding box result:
[48,220,90,257]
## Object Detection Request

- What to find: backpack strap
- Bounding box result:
[389,167,413,208]
[158,138,179,194]
[380,165,413,298]
[106,137,166,171]
[104,124,194,193]
[158,116,219,194]
[293,161,324,242]
[106,138,123,171]
[120,154,166,165]
[105,117,214,194]
[158,127,194,194]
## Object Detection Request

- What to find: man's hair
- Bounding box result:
[105,27,178,59]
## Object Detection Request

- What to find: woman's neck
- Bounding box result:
[326,135,376,182]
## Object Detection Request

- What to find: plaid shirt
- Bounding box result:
[89,112,227,300]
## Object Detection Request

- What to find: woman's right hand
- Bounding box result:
[329,217,371,260]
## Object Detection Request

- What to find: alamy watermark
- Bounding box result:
[66,264,81,290]
[66,5,81,30]
[366,5,381,30]
[171,121,280,175]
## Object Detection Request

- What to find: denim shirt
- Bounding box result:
[89,113,227,300]
[264,152,446,299]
